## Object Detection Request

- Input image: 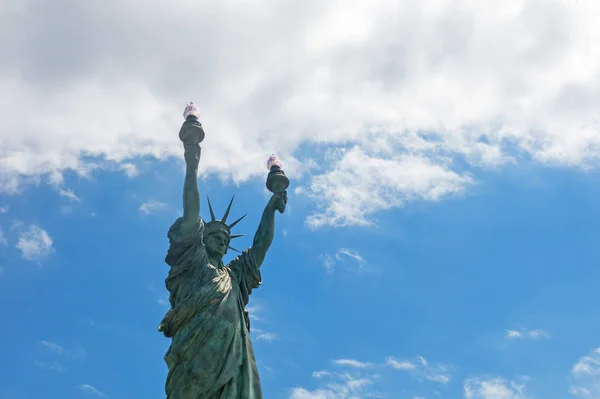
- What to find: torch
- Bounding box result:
[266,154,289,195]
[179,102,205,143]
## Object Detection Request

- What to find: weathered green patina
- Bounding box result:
[158,109,286,399]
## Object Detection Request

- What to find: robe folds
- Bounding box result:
[160,217,263,399]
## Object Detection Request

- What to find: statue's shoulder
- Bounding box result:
[226,248,256,269]
[168,217,205,242]
[169,216,206,229]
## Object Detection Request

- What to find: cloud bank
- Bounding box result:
[1,0,599,226]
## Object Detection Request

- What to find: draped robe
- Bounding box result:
[160,217,263,399]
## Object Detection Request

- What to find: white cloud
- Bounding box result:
[336,249,365,266]
[464,377,530,399]
[34,360,64,373]
[120,163,139,178]
[333,359,372,368]
[386,356,453,384]
[15,224,53,261]
[147,285,170,307]
[294,355,454,398]
[246,302,277,341]
[570,348,600,398]
[59,188,80,202]
[246,303,265,322]
[320,254,335,274]
[38,340,65,355]
[139,200,168,215]
[253,328,278,342]
[312,371,333,379]
[79,384,106,398]
[305,148,471,228]
[386,358,417,371]
[1,0,600,226]
[319,248,366,274]
[158,294,169,306]
[0,228,6,246]
[0,206,8,213]
[290,388,338,399]
[38,340,86,359]
[61,206,73,215]
[505,328,549,340]
[290,369,378,399]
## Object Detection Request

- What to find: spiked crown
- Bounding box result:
[205,195,246,252]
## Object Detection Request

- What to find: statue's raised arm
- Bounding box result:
[179,102,205,237]
[249,190,287,267]
[248,155,289,267]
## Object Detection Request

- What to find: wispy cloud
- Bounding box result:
[158,294,169,306]
[34,360,64,373]
[320,254,335,275]
[139,200,168,215]
[38,340,86,359]
[386,356,453,384]
[246,303,264,322]
[148,286,170,307]
[293,355,452,398]
[15,224,53,261]
[79,384,106,397]
[59,188,81,202]
[0,228,7,246]
[464,376,530,399]
[336,249,365,266]
[253,329,278,342]
[38,340,65,355]
[0,206,8,214]
[333,359,372,368]
[87,319,128,335]
[290,367,380,399]
[312,370,333,379]
[319,248,366,274]
[36,339,82,373]
[385,358,416,370]
[505,328,549,340]
[60,206,74,215]
[570,347,600,398]
[245,301,278,342]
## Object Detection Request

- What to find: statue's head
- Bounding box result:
[204,196,245,261]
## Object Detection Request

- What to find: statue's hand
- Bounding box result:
[269,191,287,214]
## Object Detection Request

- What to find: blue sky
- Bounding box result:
[2,157,600,399]
[1,0,600,398]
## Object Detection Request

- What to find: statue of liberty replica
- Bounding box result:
[158,102,289,399]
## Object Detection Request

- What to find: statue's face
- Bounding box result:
[205,230,229,259]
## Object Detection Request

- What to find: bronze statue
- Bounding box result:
[158,103,288,399]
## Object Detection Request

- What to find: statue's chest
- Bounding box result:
[204,265,244,325]
[203,263,240,294]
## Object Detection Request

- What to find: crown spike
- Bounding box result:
[222,195,235,223]
[230,234,244,239]
[228,214,246,229]
[228,245,241,253]
[207,196,216,221]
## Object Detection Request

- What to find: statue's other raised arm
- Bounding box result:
[250,191,287,267]
[181,141,201,236]
[179,104,206,237]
